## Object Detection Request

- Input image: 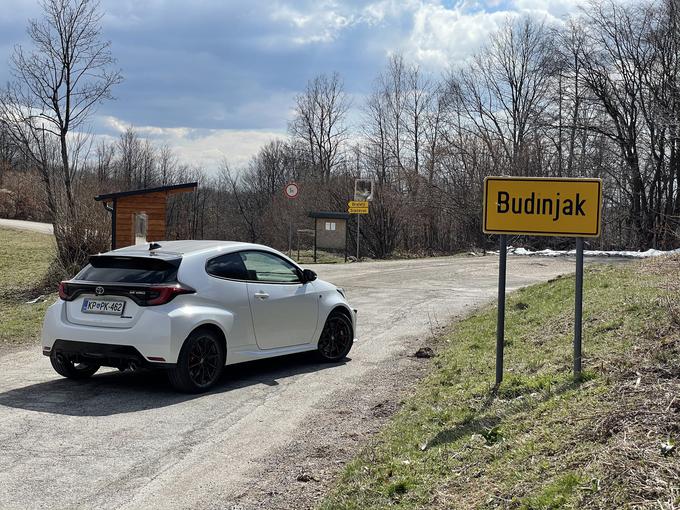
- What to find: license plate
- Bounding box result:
[81,298,125,315]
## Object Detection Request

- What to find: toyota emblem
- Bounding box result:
[95,286,105,295]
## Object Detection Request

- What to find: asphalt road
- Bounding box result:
[0,255,596,509]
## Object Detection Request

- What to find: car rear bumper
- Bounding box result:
[41,300,181,364]
[44,340,175,369]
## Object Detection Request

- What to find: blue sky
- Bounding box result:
[0,0,582,171]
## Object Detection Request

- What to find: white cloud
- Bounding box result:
[268,0,421,46]
[270,2,356,45]
[400,0,586,70]
[405,3,513,69]
[513,0,585,20]
[101,116,285,172]
[359,0,420,25]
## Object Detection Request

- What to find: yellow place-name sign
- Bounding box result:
[348,200,369,208]
[483,177,602,237]
[348,200,369,214]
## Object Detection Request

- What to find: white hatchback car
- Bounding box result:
[41,240,357,392]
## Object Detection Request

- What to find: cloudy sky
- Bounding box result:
[0,0,583,172]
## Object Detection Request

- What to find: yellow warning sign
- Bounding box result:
[483,177,602,237]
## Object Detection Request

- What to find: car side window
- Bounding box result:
[206,252,249,280]
[239,251,300,283]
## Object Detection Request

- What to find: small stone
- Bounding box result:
[414,347,435,358]
[296,472,318,482]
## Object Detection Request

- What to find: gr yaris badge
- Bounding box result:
[95,286,105,295]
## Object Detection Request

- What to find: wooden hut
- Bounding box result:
[308,211,350,262]
[95,182,197,249]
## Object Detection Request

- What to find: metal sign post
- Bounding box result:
[348,199,369,261]
[356,215,360,260]
[482,176,603,385]
[496,234,507,386]
[284,182,299,257]
[352,180,373,262]
[574,237,584,379]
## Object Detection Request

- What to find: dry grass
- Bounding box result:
[583,255,680,509]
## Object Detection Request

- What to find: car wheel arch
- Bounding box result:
[186,323,228,362]
[328,305,353,323]
[320,305,354,340]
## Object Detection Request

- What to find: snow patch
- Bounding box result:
[493,246,680,259]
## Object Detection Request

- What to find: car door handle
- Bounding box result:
[254,291,269,300]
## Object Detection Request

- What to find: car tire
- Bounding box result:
[168,328,225,393]
[50,354,100,379]
[316,312,353,362]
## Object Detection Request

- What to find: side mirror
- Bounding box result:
[302,269,317,283]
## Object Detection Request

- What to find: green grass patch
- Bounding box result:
[0,297,55,345]
[0,227,55,293]
[519,473,583,510]
[321,258,680,509]
[0,227,56,346]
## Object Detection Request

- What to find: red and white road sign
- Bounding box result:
[284,182,299,199]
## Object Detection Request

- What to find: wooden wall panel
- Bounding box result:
[114,194,168,249]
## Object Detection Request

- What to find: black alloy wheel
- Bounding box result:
[187,335,221,387]
[169,329,225,393]
[317,313,353,362]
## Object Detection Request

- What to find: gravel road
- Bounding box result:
[0,255,603,509]
[0,218,53,234]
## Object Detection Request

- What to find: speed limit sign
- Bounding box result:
[284,182,299,199]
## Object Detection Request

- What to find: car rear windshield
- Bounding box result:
[75,256,181,284]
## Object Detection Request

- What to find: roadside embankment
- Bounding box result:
[321,256,680,509]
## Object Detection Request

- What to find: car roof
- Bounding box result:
[104,240,281,259]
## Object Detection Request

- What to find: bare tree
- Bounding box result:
[452,17,555,175]
[243,139,292,196]
[290,72,349,183]
[139,139,156,188]
[4,0,122,214]
[404,64,430,181]
[158,144,178,185]
[569,0,680,247]
[362,84,391,186]
[0,0,121,273]
[0,124,19,186]
[95,138,114,184]
[222,161,260,243]
[116,127,141,188]
[383,55,407,183]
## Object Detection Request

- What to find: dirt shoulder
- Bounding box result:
[230,326,440,509]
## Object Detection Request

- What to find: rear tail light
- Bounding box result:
[58,281,75,301]
[145,285,195,306]
[57,281,193,305]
